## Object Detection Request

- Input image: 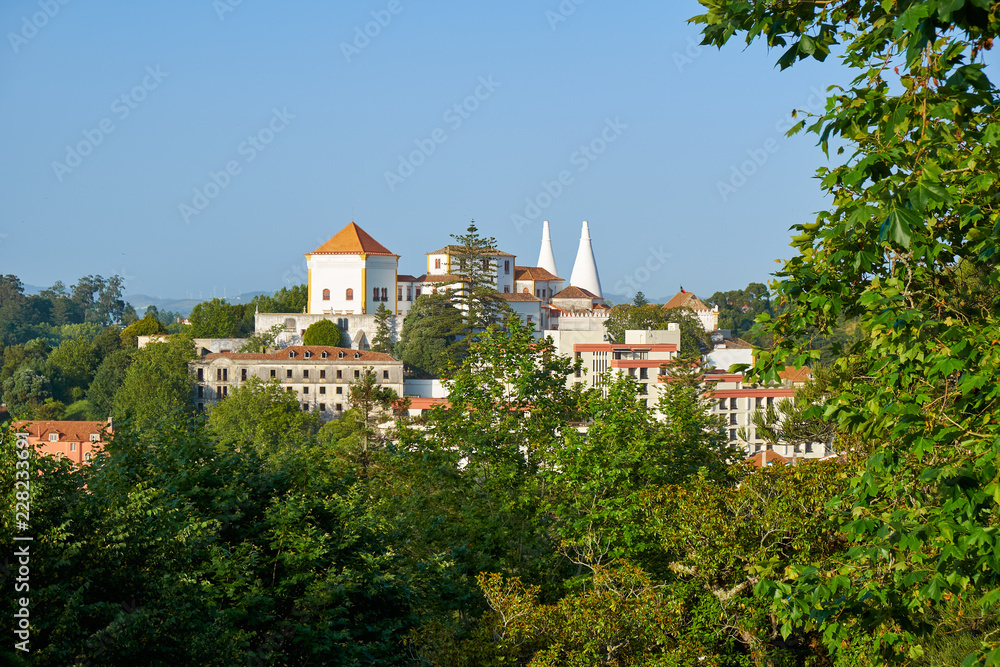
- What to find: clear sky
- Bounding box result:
[4,1,986,303]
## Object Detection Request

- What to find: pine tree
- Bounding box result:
[448,221,511,334]
[371,303,394,355]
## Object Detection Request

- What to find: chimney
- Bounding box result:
[569,220,603,298]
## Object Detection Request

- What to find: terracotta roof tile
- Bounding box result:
[514,266,562,281]
[499,292,542,302]
[427,244,516,257]
[14,420,108,442]
[746,450,792,468]
[663,291,710,311]
[552,286,599,299]
[311,223,397,256]
[201,346,396,363]
[396,274,420,283]
[778,366,812,384]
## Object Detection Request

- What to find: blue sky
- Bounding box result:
[2,0,974,303]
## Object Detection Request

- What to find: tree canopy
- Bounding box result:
[302,319,342,347]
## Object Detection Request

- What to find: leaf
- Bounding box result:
[879,208,918,248]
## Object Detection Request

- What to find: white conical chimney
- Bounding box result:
[569,220,602,297]
[537,220,559,277]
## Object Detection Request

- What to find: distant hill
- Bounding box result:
[128,292,268,317]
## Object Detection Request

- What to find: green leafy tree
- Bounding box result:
[695,0,1000,661]
[632,291,649,306]
[2,367,51,417]
[207,376,318,452]
[706,281,772,343]
[46,337,100,402]
[238,323,284,353]
[346,367,399,467]
[189,298,243,338]
[120,313,168,347]
[113,336,196,430]
[302,319,341,347]
[395,293,466,378]
[371,303,395,355]
[87,348,135,419]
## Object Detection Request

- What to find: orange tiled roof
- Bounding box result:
[397,274,420,283]
[202,346,396,362]
[778,366,812,384]
[746,450,792,468]
[14,420,108,442]
[552,286,599,299]
[427,245,516,258]
[310,223,397,257]
[499,292,541,302]
[663,291,710,311]
[514,266,561,281]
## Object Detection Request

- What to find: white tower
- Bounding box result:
[569,220,602,297]
[537,220,559,277]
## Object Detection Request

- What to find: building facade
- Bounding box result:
[14,420,110,465]
[190,345,404,420]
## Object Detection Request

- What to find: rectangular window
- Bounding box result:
[320,404,326,411]
[336,403,343,411]
[767,397,774,406]
[197,386,204,398]
[89,434,99,442]
[482,259,489,271]
[337,370,343,379]
[373,287,379,301]
[730,413,738,426]
[221,386,229,398]
[303,403,309,411]
[286,369,293,379]
[303,370,309,379]
[504,285,510,293]
[336,386,343,395]
[270,369,276,378]
[435,258,441,269]
[320,387,326,394]
[383,370,389,379]
[730,397,738,410]
[639,367,648,380]
[354,370,360,379]
[49,433,58,442]
[718,398,726,410]
[320,370,326,379]
[70,442,77,452]
[415,287,421,297]
[407,287,412,301]
[398,287,403,301]
[504,260,510,274]
[729,428,738,441]
[197,368,204,381]
[241,369,247,381]
[303,387,309,394]
[216,368,222,381]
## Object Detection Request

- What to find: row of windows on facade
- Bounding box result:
[198,381,369,399]
[47,450,94,461]
[197,401,347,414]
[322,288,391,302]
[200,368,390,383]
[44,433,101,443]
[434,258,511,273]
[716,396,777,411]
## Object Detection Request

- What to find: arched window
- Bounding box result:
[345,288,353,301]
[322,289,330,301]
[381,287,388,301]
[373,287,379,301]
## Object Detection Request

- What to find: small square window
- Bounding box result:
[90,434,99,442]
[286,370,293,379]
[303,387,309,394]
[336,386,343,395]
[320,403,326,411]
[336,403,343,411]
[320,387,326,394]
[302,403,309,411]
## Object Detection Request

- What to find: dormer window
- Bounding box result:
[304,351,312,359]
[49,433,58,442]
[288,351,296,358]
[89,434,99,442]
[321,351,329,359]
[338,351,345,359]
[354,352,361,359]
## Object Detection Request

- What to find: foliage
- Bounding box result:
[46,336,100,402]
[87,348,135,420]
[706,281,773,344]
[189,298,243,339]
[395,293,466,377]
[238,323,284,353]
[346,367,398,466]
[695,0,1000,661]
[112,336,196,430]
[207,376,318,452]
[302,319,342,347]
[447,221,512,333]
[120,313,168,347]
[605,303,707,356]
[2,367,51,417]
[371,302,395,355]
